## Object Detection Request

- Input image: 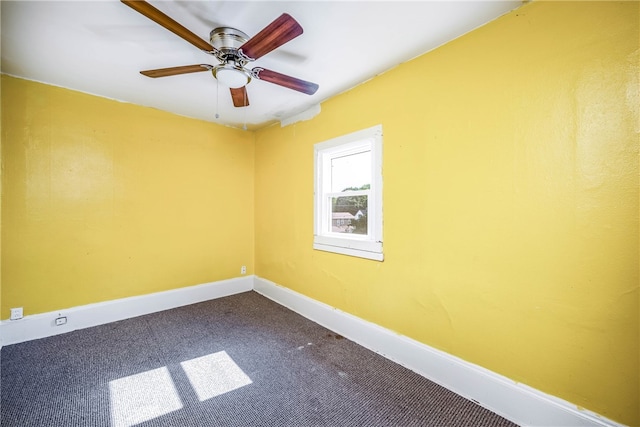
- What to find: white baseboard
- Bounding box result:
[253,276,625,427]
[0,276,254,346]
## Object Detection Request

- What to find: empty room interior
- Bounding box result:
[1,1,638,426]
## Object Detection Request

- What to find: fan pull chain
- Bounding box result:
[242,89,248,130]
[215,79,220,119]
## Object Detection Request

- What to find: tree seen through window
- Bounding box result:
[331,184,369,234]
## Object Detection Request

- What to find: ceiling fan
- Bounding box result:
[121,0,319,108]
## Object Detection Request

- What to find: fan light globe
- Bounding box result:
[216,68,250,88]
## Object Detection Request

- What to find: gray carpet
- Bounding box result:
[1,291,517,426]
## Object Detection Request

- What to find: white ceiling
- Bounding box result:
[1,1,522,130]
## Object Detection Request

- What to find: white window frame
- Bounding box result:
[313,124,383,261]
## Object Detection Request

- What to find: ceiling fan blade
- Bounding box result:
[239,14,303,61]
[121,0,214,53]
[230,87,250,107]
[140,64,212,78]
[253,67,318,95]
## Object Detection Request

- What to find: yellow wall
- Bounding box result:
[255,2,638,425]
[1,75,254,315]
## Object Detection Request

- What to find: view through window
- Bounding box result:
[330,150,371,235]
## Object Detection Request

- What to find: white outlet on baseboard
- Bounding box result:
[241,265,247,275]
[55,316,67,326]
[10,307,23,320]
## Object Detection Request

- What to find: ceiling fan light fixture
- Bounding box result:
[212,64,251,88]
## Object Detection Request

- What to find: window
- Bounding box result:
[314,125,383,261]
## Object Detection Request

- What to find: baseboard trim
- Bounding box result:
[253,276,624,427]
[0,276,254,346]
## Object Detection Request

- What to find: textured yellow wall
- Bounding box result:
[255,2,639,425]
[1,75,254,316]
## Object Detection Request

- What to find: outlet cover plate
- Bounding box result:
[10,307,23,320]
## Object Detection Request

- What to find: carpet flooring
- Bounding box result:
[1,291,517,426]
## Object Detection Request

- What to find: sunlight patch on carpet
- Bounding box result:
[109,367,183,427]
[181,350,253,401]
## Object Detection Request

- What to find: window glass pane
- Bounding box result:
[331,195,368,235]
[330,150,371,192]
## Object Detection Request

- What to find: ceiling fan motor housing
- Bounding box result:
[209,27,253,88]
[210,27,249,64]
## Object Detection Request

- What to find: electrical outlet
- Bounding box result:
[241,265,247,275]
[10,307,23,320]
[55,316,67,326]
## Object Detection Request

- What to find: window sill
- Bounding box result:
[313,238,383,261]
